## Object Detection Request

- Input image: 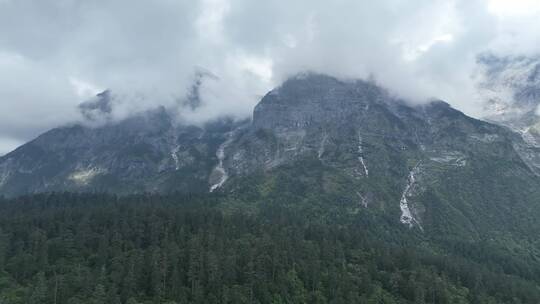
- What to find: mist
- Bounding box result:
[0,0,539,155]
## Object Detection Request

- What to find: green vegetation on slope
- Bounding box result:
[0,192,539,304]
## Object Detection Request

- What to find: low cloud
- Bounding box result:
[0,0,539,155]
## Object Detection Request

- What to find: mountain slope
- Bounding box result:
[218,75,540,237]
[3,192,540,303]
[2,74,540,304]
[1,74,540,237]
[0,105,244,196]
[479,55,540,173]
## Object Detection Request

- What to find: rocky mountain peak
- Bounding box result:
[478,55,540,151]
[479,54,540,117]
[253,73,391,131]
[1,73,539,234]
[78,90,113,122]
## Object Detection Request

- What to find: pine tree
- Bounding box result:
[29,272,48,304]
[92,284,107,304]
[0,228,7,271]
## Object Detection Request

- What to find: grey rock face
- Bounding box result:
[78,90,113,122]
[219,74,538,230]
[478,55,540,173]
[0,106,243,197]
[225,74,520,175]
[1,72,539,233]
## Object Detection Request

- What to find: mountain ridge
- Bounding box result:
[1,73,540,235]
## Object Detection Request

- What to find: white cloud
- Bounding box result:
[488,0,540,17]
[0,0,539,154]
[196,0,231,45]
[69,77,103,99]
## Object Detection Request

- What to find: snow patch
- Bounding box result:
[399,163,423,230]
[356,192,368,208]
[0,158,14,187]
[209,135,234,192]
[171,145,181,170]
[318,133,328,159]
[284,146,298,152]
[357,134,368,176]
[69,167,105,185]
[0,168,10,187]
[430,151,467,167]
[359,157,369,176]
[469,134,499,143]
[519,127,540,147]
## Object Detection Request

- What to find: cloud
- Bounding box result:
[0,136,23,156]
[0,0,539,155]
[488,0,540,17]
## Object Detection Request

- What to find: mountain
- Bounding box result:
[478,55,540,174]
[0,99,245,196]
[222,74,540,237]
[1,73,540,235]
[478,54,540,124]
[2,73,540,303]
[480,54,540,131]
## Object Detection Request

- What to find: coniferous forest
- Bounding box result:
[0,192,539,304]
[3,0,540,302]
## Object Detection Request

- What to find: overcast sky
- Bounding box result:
[0,0,539,155]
